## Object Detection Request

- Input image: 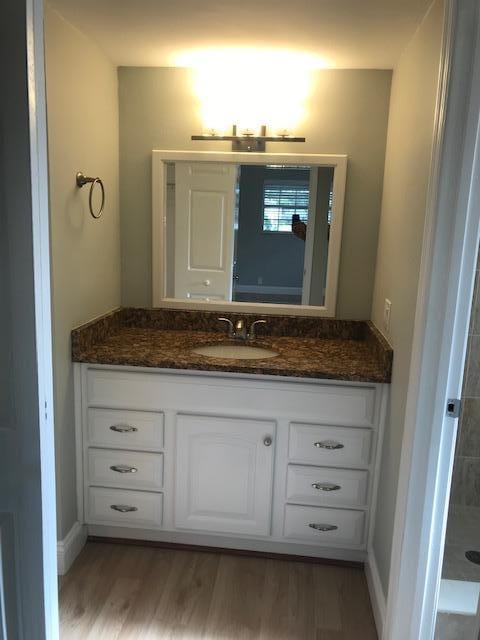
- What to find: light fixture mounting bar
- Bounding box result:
[191,125,306,152]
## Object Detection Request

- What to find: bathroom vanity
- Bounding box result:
[73,308,391,562]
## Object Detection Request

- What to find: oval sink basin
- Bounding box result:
[192,344,279,360]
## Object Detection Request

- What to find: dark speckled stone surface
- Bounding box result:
[72,308,393,383]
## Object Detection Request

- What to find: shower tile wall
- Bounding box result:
[451,255,480,507]
[435,253,480,640]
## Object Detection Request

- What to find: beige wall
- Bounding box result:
[45,6,121,539]
[370,0,445,596]
[119,68,392,318]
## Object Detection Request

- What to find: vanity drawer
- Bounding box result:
[87,487,163,528]
[284,504,365,546]
[289,423,372,467]
[286,465,369,508]
[87,408,164,451]
[87,449,164,491]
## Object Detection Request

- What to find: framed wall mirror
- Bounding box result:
[152,151,347,316]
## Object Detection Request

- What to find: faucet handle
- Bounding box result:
[248,319,267,340]
[218,317,234,337]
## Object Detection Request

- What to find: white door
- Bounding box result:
[174,162,236,300]
[0,1,58,638]
[174,414,275,536]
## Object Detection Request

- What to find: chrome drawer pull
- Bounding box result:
[110,504,138,513]
[110,425,138,433]
[311,482,341,492]
[308,523,338,532]
[110,464,138,474]
[313,440,344,450]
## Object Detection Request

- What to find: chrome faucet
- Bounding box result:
[218,318,267,341]
[234,319,247,340]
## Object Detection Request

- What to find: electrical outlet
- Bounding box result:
[257,276,263,285]
[383,298,392,332]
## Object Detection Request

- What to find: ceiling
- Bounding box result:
[47,0,433,69]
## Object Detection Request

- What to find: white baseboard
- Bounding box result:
[87,524,367,562]
[57,521,87,575]
[365,550,386,639]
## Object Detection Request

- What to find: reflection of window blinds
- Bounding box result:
[263,182,310,232]
[266,164,310,170]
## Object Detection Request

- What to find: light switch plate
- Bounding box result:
[384,298,392,332]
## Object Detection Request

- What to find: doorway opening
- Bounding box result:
[435,247,480,639]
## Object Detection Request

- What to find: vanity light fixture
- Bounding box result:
[191,125,306,152]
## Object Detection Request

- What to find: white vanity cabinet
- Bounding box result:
[75,364,388,562]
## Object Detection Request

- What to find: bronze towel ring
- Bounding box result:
[76,171,105,219]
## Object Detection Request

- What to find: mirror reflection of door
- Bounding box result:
[166,161,334,306]
[173,162,237,300]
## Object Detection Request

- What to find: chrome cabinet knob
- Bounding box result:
[263,436,273,447]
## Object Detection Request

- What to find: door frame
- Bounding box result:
[27,0,59,636]
[24,0,480,637]
[2,0,58,637]
[385,0,480,638]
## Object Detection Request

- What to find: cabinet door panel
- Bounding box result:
[175,414,275,536]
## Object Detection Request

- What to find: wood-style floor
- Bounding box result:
[59,542,377,639]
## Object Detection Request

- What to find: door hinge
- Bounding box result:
[446,398,461,418]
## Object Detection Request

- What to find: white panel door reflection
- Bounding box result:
[174,162,236,300]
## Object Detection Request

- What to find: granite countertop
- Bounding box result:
[72,308,393,383]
